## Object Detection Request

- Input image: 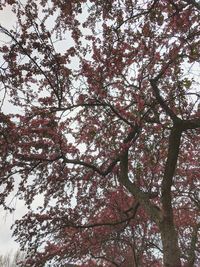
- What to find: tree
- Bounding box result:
[0,0,200,266]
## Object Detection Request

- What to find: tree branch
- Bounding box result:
[119,146,161,223]
[161,125,182,217]
[65,202,140,230]
[150,78,180,122]
[182,118,200,130]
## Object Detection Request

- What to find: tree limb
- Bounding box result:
[150,78,180,122]
[161,125,182,217]
[119,147,161,223]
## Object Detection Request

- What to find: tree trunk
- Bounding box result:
[159,219,181,267]
[159,125,182,267]
[119,124,184,266]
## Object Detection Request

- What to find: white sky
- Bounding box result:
[0,202,25,255]
[0,5,25,256]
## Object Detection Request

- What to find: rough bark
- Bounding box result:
[159,125,182,267]
[159,221,181,267]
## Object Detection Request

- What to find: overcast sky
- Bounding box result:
[0,202,25,255]
[0,5,24,256]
